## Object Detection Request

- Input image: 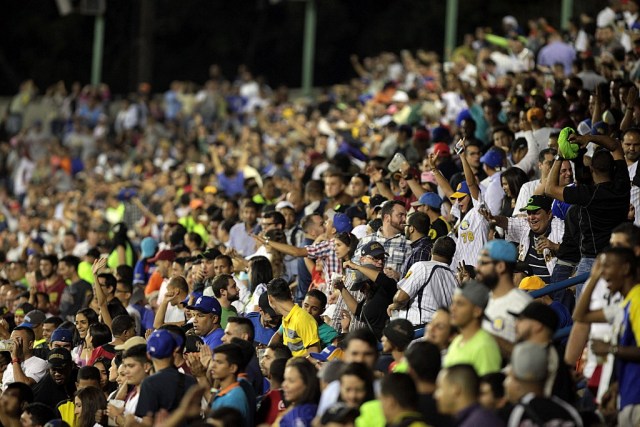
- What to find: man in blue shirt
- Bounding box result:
[187,296,224,350]
[210,343,253,427]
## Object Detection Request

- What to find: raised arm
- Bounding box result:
[620,85,638,132]
[458,140,481,200]
[208,144,224,175]
[425,153,455,198]
[253,234,308,258]
[544,155,565,202]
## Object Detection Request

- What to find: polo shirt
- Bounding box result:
[444,329,501,376]
[202,328,224,351]
[282,304,319,356]
[211,382,251,427]
[246,311,278,346]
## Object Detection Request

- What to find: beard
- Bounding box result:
[480,271,499,290]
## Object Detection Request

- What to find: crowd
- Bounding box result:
[1,1,640,426]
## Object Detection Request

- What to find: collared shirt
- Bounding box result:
[305,239,342,284]
[228,222,256,257]
[505,216,565,277]
[400,236,432,277]
[397,260,458,325]
[355,230,410,274]
[282,304,319,356]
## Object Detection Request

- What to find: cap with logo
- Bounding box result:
[308,345,344,362]
[519,195,553,212]
[332,213,353,234]
[483,239,517,263]
[431,142,451,157]
[48,347,72,368]
[360,241,386,259]
[187,296,221,315]
[146,329,183,359]
[480,147,506,169]
[450,181,471,199]
[51,328,73,344]
[321,403,359,425]
[20,310,46,328]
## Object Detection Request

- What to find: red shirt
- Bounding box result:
[36,276,67,309]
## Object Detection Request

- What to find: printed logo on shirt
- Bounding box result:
[492,317,505,332]
[404,271,413,280]
[460,220,470,231]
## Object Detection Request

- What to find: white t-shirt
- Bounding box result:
[483,288,532,343]
[164,303,186,323]
[1,356,48,391]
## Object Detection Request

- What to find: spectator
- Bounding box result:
[379,373,429,427]
[275,358,320,427]
[186,296,224,351]
[2,326,48,390]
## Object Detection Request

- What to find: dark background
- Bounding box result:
[0,0,604,96]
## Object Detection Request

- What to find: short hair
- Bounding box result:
[167,276,189,293]
[116,265,134,286]
[13,326,35,343]
[24,402,56,426]
[266,343,293,360]
[43,316,63,328]
[300,214,323,233]
[209,408,243,427]
[591,149,614,175]
[407,212,430,235]
[479,372,506,399]
[59,255,80,271]
[405,341,441,383]
[116,280,133,294]
[158,324,187,352]
[305,289,327,311]
[219,219,235,234]
[380,373,418,410]
[603,246,638,278]
[41,254,59,267]
[227,317,255,342]
[111,315,135,337]
[443,364,480,398]
[122,344,150,365]
[539,148,557,163]
[185,232,203,248]
[380,200,403,221]
[305,180,324,198]
[269,358,287,384]
[243,200,260,212]
[211,274,235,298]
[77,366,101,383]
[432,236,456,262]
[263,211,286,228]
[98,273,117,291]
[344,328,378,353]
[88,323,112,348]
[612,222,640,248]
[492,126,514,140]
[352,172,371,187]
[5,382,34,404]
[214,343,246,374]
[214,255,233,267]
[267,278,291,301]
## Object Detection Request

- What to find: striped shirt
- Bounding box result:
[354,230,410,275]
[397,261,458,325]
[505,216,564,279]
[400,236,432,277]
[329,267,367,332]
[305,239,343,285]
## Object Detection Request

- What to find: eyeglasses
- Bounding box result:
[115,288,129,294]
[476,259,495,266]
[262,222,274,227]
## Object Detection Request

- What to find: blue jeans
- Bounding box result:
[575,257,596,299]
[550,263,576,313]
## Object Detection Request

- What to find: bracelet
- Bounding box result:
[554,154,564,161]
[610,344,618,355]
[11,359,19,364]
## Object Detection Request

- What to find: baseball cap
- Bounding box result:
[508,301,559,332]
[140,237,158,259]
[432,142,451,157]
[149,249,176,263]
[509,341,549,382]
[51,328,73,344]
[114,336,147,351]
[411,192,443,209]
[450,181,471,199]
[258,292,278,317]
[483,239,517,263]
[308,345,344,362]
[518,275,546,291]
[332,213,353,234]
[320,403,359,425]
[480,147,505,169]
[199,248,221,261]
[361,194,387,208]
[526,107,544,122]
[181,291,203,306]
[591,121,609,136]
[20,310,46,328]
[577,119,592,136]
[48,347,72,368]
[456,280,489,310]
[147,329,181,359]
[520,195,553,212]
[383,319,415,350]
[204,185,218,194]
[361,241,386,259]
[187,296,221,315]
[189,199,204,210]
[44,420,70,427]
[275,201,295,211]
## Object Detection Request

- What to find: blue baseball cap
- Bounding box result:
[480,147,505,169]
[181,291,203,306]
[591,121,609,136]
[309,345,343,362]
[147,329,181,359]
[51,328,73,343]
[450,181,471,199]
[411,192,443,209]
[140,237,158,259]
[187,296,221,315]
[483,239,517,263]
[332,213,353,234]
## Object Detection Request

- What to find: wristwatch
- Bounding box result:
[554,154,564,161]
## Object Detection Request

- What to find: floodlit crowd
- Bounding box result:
[2,1,640,426]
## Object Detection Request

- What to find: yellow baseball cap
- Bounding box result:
[518,276,545,291]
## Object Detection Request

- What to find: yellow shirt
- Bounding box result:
[282,305,320,357]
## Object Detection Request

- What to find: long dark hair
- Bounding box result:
[334,232,358,261]
[75,386,107,427]
[249,256,273,294]
[338,362,375,406]
[501,167,529,199]
[88,323,112,349]
[285,357,320,406]
[77,308,99,327]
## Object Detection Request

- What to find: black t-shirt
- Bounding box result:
[355,273,397,339]
[135,367,197,417]
[107,298,129,320]
[418,393,453,427]
[556,205,581,263]
[429,217,450,242]
[508,395,582,426]
[563,159,631,257]
[32,371,77,409]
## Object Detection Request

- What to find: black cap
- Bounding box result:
[48,347,72,368]
[199,248,221,261]
[520,195,553,212]
[320,403,359,425]
[345,206,367,221]
[259,292,278,317]
[508,301,559,332]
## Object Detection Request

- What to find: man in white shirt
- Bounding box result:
[2,326,47,391]
[476,240,531,357]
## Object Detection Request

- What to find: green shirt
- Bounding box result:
[444,329,501,376]
[318,322,339,348]
[220,305,238,329]
[78,261,94,285]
